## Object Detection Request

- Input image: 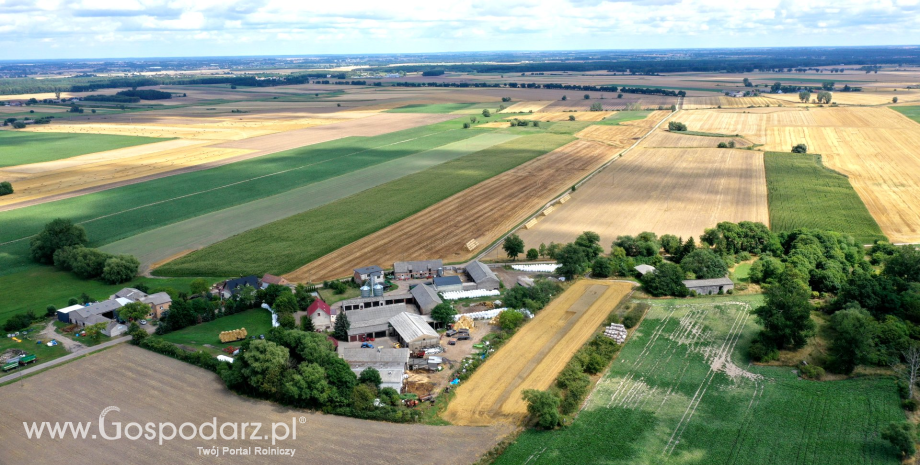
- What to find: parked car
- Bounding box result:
[457,334,471,341]
[448,339,457,345]
[139,320,147,325]
[445,330,457,337]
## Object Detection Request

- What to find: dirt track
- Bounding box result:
[442,280,634,426]
[0,344,510,465]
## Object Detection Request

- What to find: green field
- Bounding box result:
[0,131,166,167]
[764,152,885,243]
[891,106,920,123]
[155,132,575,277]
[497,296,903,465]
[387,103,487,113]
[156,309,274,355]
[593,110,654,125]
[0,267,223,326]
[101,133,520,270]
[0,117,489,277]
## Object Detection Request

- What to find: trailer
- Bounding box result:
[2,361,18,372]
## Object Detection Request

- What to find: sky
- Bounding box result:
[0,0,919,60]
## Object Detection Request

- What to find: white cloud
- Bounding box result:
[0,0,918,58]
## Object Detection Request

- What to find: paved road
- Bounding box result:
[0,336,130,384]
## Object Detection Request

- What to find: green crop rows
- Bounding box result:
[764,151,885,243]
[155,133,574,277]
[496,296,902,465]
[0,117,482,277]
[0,131,166,167]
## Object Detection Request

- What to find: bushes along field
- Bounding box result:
[156,133,574,276]
[764,151,885,243]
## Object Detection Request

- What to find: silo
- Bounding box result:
[373,283,384,297]
[360,285,371,298]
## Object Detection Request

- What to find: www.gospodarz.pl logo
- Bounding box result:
[23,405,299,446]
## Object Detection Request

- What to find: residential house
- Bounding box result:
[393,259,443,280]
[306,299,335,330]
[353,266,383,284]
[340,347,410,392]
[218,276,259,298]
[261,274,289,289]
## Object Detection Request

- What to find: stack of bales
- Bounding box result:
[219,328,248,343]
[603,323,628,344]
[454,315,475,331]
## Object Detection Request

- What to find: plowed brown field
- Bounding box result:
[505,147,769,253]
[0,344,509,465]
[284,139,624,282]
[442,280,634,426]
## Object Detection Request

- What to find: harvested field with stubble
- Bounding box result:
[442,280,634,426]
[512,111,618,122]
[507,147,768,254]
[762,107,920,243]
[0,344,510,465]
[641,129,752,148]
[283,138,623,282]
[499,100,554,113]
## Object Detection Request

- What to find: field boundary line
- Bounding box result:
[475,109,676,261]
[0,128,466,248]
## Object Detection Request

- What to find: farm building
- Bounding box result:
[409,283,442,315]
[341,348,410,392]
[260,273,289,288]
[683,277,734,295]
[218,276,259,298]
[389,312,440,351]
[345,304,409,342]
[340,293,413,311]
[635,264,657,276]
[109,287,172,319]
[306,299,335,330]
[354,266,384,283]
[394,259,443,280]
[69,299,127,328]
[56,304,85,324]
[466,261,500,291]
[433,275,463,293]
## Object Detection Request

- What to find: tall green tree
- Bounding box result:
[503,234,525,260]
[30,218,88,264]
[556,243,589,279]
[333,311,350,341]
[680,249,728,279]
[753,267,815,350]
[828,305,877,374]
[358,367,382,390]
[522,389,561,429]
[431,303,457,327]
[118,301,151,322]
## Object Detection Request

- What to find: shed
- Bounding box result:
[635,264,657,276]
[409,283,442,315]
[340,347,410,367]
[466,260,500,290]
[111,288,147,301]
[352,365,406,392]
[261,274,289,289]
[56,304,85,324]
[70,299,124,327]
[345,304,409,341]
[340,293,412,311]
[432,275,463,293]
[389,312,439,351]
[683,277,734,295]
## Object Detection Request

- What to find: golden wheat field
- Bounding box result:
[641,129,752,148]
[442,280,634,426]
[762,107,920,243]
[505,147,769,252]
[499,100,554,113]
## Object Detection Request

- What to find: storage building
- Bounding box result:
[353,266,384,284]
[340,293,413,311]
[56,304,85,324]
[345,304,408,342]
[683,277,734,295]
[389,312,439,351]
[341,347,411,391]
[465,260,500,291]
[409,284,442,315]
[432,275,463,293]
